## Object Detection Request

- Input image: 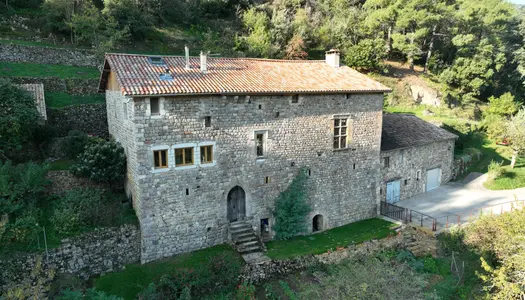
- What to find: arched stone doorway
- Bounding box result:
[227,186,246,222]
[313,214,324,232]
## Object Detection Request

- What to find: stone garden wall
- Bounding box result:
[0,44,98,67]
[8,77,99,95]
[47,104,109,138]
[0,224,140,292]
[46,171,107,195]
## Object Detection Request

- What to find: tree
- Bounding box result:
[273,169,311,240]
[344,38,387,71]
[506,108,525,169]
[71,140,126,185]
[285,34,308,60]
[0,79,42,160]
[486,92,520,118]
[102,0,155,42]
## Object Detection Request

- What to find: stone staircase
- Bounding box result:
[229,220,264,255]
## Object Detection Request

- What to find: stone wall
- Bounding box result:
[0,44,98,67]
[47,104,109,138]
[7,77,99,95]
[0,224,140,292]
[380,139,455,202]
[451,153,482,180]
[107,92,384,263]
[46,171,107,195]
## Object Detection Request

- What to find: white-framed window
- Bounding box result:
[333,116,349,149]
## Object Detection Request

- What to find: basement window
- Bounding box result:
[175,147,194,166]
[153,150,168,169]
[149,57,166,65]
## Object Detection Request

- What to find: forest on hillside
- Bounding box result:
[2,0,525,108]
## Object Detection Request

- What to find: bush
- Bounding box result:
[139,251,243,299]
[344,38,387,72]
[62,130,90,159]
[273,169,311,240]
[487,160,504,180]
[71,140,126,185]
[57,288,123,300]
[51,188,104,235]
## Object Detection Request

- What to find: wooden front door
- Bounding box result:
[227,186,246,222]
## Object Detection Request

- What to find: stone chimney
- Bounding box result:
[185,45,190,70]
[200,51,207,73]
[325,49,340,68]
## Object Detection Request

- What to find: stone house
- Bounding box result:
[380,113,457,203]
[98,49,453,263]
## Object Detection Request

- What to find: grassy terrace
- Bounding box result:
[94,244,242,300]
[0,61,99,79]
[266,218,396,260]
[46,92,105,108]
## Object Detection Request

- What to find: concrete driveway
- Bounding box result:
[396,173,525,222]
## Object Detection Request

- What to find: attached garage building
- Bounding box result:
[380,113,457,203]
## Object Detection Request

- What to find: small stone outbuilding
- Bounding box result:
[380,113,457,203]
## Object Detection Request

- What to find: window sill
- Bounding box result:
[151,168,170,173]
[175,165,197,170]
[332,147,353,152]
[200,162,216,168]
[256,157,266,163]
[150,114,162,119]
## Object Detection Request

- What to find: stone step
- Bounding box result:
[238,244,262,254]
[234,233,257,242]
[230,227,252,235]
[234,235,257,245]
[238,240,259,247]
[230,221,250,228]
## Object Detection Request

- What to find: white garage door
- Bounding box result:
[426,168,441,191]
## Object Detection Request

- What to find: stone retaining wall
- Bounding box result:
[7,77,99,95]
[452,153,482,180]
[0,44,98,67]
[0,224,140,292]
[47,104,108,138]
[46,171,107,195]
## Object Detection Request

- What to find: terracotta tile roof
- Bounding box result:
[100,53,391,96]
[381,113,458,151]
[16,83,47,120]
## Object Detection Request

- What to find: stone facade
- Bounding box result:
[380,139,455,202]
[7,77,99,95]
[106,91,384,263]
[0,43,98,67]
[0,224,140,292]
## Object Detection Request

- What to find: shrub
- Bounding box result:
[139,251,243,299]
[71,140,126,185]
[235,283,256,300]
[57,288,123,300]
[487,160,505,180]
[61,130,90,159]
[51,188,110,235]
[273,169,311,240]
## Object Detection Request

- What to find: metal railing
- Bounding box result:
[380,201,438,231]
[434,199,525,231]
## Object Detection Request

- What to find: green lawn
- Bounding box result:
[0,38,77,49]
[46,92,105,108]
[48,159,75,171]
[485,163,525,190]
[94,244,242,300]
[266,218,396,260]
[0,62,99,79]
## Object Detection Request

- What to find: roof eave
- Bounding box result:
[123,90,391,98]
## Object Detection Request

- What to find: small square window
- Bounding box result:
[153,150,168,169]
[291,95,299,103]
[264,176,271,184]
[204,116,211,128]
[150,97,160,115]
[404,179,408,186]
[258,104,262,110]
[175,147,194,166]
[384,157,390,168]
[200,145,213,164]
[345,93,351,99]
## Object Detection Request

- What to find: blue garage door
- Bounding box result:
[386,180,401,204]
